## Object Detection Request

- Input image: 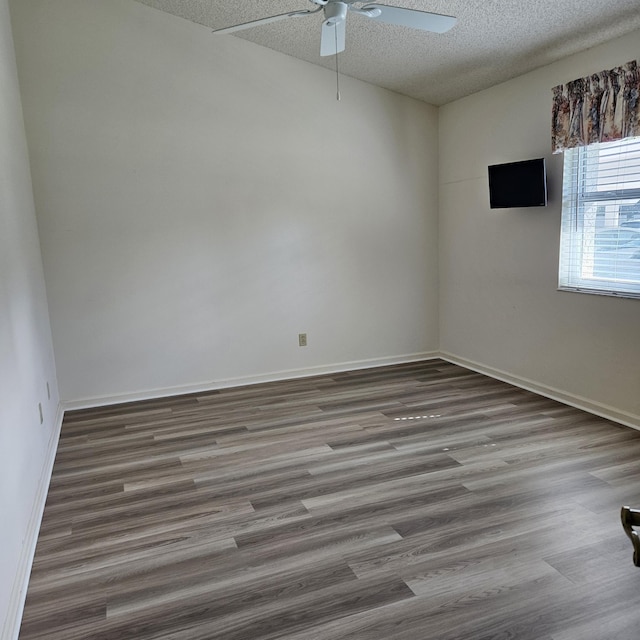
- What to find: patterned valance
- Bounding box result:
[551,60,640,153]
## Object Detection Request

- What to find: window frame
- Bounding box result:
[558,137,640,299]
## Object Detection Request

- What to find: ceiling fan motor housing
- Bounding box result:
[324,2,348,26]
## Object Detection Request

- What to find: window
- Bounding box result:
[559,136,640,298]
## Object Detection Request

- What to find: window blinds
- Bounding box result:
[559,136,640,298]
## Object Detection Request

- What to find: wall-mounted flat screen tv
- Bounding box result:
[488,158,547,209]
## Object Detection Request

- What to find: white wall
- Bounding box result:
[439,29,640,427]
[10,0,440,406]
[0,0,60,636]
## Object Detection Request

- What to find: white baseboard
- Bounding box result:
[62,351,640,431]
[63,352,440,411]
[440,351,640,431]
[2,403,64,640]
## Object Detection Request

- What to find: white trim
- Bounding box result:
[2,403,64,640]
[62,351,640,430]
[63,352,440,410]
[440,351,640,431]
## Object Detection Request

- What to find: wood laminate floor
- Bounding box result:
[19,360,640,639]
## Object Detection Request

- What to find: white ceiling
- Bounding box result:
[134,0,640,105]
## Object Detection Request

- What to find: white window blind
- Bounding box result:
[559,136,640,298]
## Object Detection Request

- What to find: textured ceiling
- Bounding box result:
[134,0,640,105]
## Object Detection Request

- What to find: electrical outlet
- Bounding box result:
[298,333,307,347]
[38,403,43,425]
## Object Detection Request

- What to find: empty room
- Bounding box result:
[2,0,640,638]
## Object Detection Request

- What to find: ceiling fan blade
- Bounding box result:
[213,8,320,35]
[360,4,456,33]
[320,19,346,57]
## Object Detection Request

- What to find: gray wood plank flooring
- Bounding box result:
[19,360,640,639]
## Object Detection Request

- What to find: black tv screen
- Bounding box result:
[488,158,547,209]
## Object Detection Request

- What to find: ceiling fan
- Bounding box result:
[213,1,457,57]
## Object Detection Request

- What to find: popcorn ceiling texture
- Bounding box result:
[134,0,640,105]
